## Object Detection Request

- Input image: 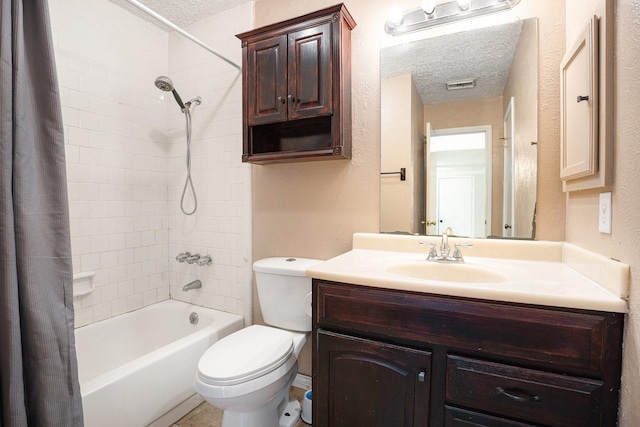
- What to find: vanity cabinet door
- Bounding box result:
[316,330,431,427]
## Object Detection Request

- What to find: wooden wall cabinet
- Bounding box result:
[561,0,614,192]
[236,4,355,164]
[560,16,599,182]
[313,280,624,427]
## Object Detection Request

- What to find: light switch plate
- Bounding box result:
[599,192,612,234]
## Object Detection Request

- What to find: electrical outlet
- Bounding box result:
[599,192,612,234]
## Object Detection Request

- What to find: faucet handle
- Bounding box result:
[186,254,201,264]
[453,242,473,259]
[197,255,212,266]
[419,241,438,260]
[176,252,191,262]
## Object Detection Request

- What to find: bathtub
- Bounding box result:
[75,299,244,427]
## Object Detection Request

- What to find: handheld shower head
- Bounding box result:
[154,75,185,110]
[154,75,174,91]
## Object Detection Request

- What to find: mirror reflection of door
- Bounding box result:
[502,98,515,237]
[426,125,492,237]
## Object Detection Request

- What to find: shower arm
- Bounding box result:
[123,0,241,71]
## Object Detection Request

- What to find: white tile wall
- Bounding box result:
[167,4,253,324]
[49,0,252,327]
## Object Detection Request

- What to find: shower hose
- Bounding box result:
[181,106,197,215]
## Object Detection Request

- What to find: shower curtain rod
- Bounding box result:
[123,0,241,71]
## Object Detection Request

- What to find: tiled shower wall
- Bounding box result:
[48,0,252,327]
[166,4,252,321]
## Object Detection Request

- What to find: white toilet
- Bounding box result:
[194,257,321,427]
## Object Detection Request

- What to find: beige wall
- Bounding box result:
[424,96,504,236]
[381,75,415,233]
[503,18,538,238]
[252,0,566,377]
[564,0,640,424]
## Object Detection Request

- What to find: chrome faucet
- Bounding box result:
[183,279,202,291]
[421,233,473,263]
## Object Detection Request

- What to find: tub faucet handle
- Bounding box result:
[186,254,201,264]
[176,252,191,262]
[197,255,212,266]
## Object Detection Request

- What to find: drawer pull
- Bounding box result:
[496,387,542,403]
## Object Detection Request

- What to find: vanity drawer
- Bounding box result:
[444,405,538,427]
[315,280,612,372]
[445,355,603,427]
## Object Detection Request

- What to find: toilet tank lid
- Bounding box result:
[253,257,323,277]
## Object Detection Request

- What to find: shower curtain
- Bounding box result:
[0,0,83,425]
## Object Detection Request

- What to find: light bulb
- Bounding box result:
[387,7,404,27]
[457,0,471,10]
[422,0,436,15]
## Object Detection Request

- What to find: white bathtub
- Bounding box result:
[75,299,244,427]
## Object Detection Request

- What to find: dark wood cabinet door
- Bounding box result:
[287,22,332,120]
[247,35,288,125]
[316,331,431,427]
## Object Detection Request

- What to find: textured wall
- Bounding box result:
[381,75,415,233]
[503,18,538,238]
[252,0,567,376]
[564,0,640,424]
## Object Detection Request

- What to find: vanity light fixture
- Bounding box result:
[422,0,436,15]
[457,0,471,10]
[387,6,405,27]
[385,0,520,35]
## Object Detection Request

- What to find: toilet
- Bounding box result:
[194,257,321,427]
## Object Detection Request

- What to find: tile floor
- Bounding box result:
[172,387,308,427]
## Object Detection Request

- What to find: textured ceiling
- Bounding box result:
[381,20,523,105]
[109,0,253,28]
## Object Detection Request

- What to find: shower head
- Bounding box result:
[154,75,174,91]
[154,75,185,110]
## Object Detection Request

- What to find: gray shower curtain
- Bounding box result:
[0,0,83,426]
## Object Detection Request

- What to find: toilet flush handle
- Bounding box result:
[303,292,313,317]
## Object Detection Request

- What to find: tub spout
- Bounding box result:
[183,279,202,291]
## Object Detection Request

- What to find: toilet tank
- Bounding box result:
[254,257,322,332]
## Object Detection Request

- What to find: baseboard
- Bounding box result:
[293,373,312,391]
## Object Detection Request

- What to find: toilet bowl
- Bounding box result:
[194,257,321,427]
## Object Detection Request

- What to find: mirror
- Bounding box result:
[380,18,538,239]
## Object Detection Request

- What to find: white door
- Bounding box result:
[437,176,474,236]
[427,126,490,237]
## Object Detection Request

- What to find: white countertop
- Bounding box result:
[306,233,629,313]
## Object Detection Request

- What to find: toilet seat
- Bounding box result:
[197,325,294,387]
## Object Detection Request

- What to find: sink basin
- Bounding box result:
[385,261,508,283]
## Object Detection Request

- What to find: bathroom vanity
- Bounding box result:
[308,233,628,427]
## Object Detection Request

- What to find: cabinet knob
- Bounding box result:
[418,371,426,382]
[277,96,286,104]
[287,94,299,103]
